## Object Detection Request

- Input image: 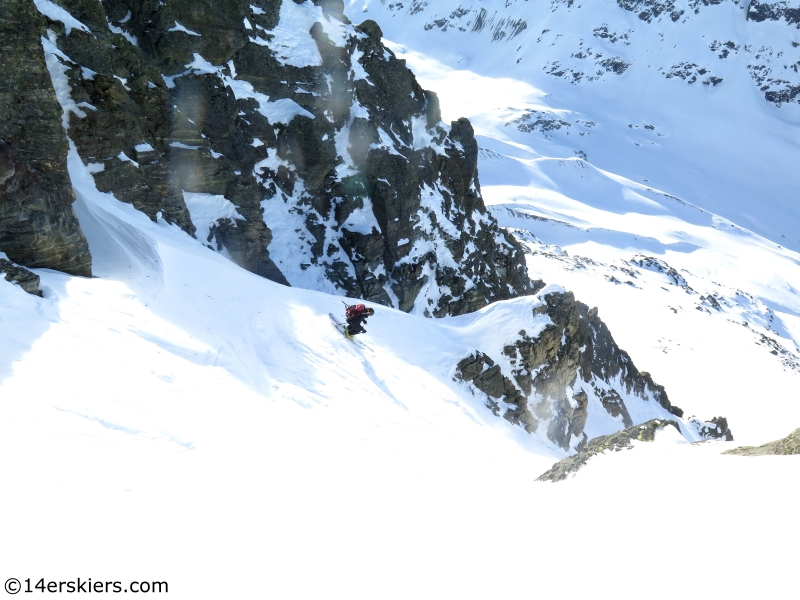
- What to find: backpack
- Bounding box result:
[345,303,367,321]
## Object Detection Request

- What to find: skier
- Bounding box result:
[344,303,374,338]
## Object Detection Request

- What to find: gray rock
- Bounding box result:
[0,0,92,277]
[0,258,42,296]
[456,290,692,450]
[614,0,685,23]
[537,419,681,482]
[692,416,733,441]
[40,0,289,284]
[723,427,799,456]
[455,351,537,432]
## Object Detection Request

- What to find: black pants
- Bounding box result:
[346,320,366,336]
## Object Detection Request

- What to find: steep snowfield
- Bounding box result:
[1,143,799,597]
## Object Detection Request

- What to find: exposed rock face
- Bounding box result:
[691,416,733,441]
[747,1,800,27]
[51,0,194,230]
[723,427,800,456]
[457,350,539,433]
[456,289,728,451]
[23,0,532,313]
[537,419,681,482]
[0,258,42,296]
[615,0,686,23]
[0,0,92,276]
[630,255,694,292]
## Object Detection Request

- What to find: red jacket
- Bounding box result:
[345,303,369,322]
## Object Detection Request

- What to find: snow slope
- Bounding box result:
[1,131,798,598]
[358,0,800,248]
[2,1,800,596]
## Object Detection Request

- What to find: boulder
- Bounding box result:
[0,258,42,296]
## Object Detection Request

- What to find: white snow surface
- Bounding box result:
[364,0,800,250]
[167,21,201,36]
[41,33,86,129]
[263,0,326,67]
[33,0,90,35]
[117,151,139,168]
[1,135,798,598]
[2,1,799,597]
[107,21,138,46]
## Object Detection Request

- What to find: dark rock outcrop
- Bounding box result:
[537,419,681,482]
[692,416,733,441]
[51,0,194,231]
[22,0,531,312]
[723,427,800,456]
[34,0,286,279]
[457,351,538,433]
[747,1,800,27]
[0,0,92,276]
[615,0,685,23]
[457,290,686,450]
[630,255,694,291]
[0,258,42,296]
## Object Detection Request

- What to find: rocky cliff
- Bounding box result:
[456,288,732,451]
[1,0,534,315]
[0,0,92,276]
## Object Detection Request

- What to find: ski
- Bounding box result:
[329,313,372,352]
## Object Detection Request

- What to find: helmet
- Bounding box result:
[367,307,375,316]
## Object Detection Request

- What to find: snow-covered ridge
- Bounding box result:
[359,0,800,250]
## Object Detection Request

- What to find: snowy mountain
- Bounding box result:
[1,0,799,597]
[361,0,800,245]
[3,0,745,454]
[356,0,800,444]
